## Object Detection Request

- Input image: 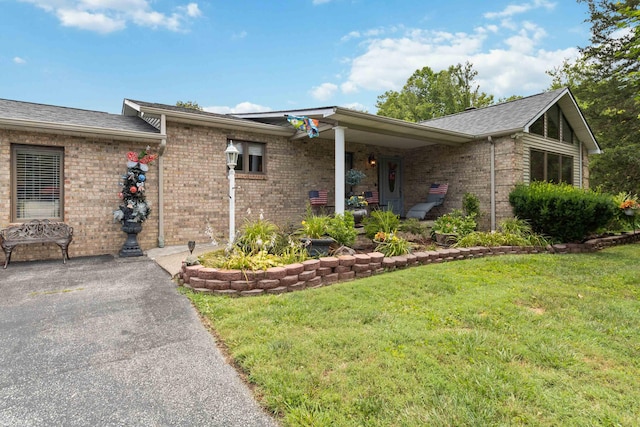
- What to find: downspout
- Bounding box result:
[157,114,167,247]
[334,126,346,214]
[488,136,496,231]
[579,141,584,188]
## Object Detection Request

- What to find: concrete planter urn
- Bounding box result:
[302,237,334,257]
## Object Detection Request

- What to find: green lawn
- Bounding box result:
[185,245,640,426]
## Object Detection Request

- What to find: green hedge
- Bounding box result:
[508,182,616,242]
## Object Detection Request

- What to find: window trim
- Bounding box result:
[11,144,64,222]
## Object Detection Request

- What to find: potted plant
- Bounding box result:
[345,169,366,195]
[431,209,477,246]
[299,213,334,257]
[618,193,639,231]
[346,194,368,224]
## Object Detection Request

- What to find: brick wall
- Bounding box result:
[1,121,594,263]
[0,129,158,262]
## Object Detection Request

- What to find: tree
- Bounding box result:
[547,1,640,195]
[176,100,203,110]
[578,0,639,105]
[375,62,494,122]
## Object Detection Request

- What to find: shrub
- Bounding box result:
[462,192,481,218]
[432,209,477,237]
[363,209,401,239]
[327,212,357,247]
[509,182,616,242]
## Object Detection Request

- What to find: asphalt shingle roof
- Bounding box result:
[127,99,250,122]
[0,98,159,134]
[420,88,566,136]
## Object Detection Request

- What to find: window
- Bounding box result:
[547,105,560,140]
[11,145,64,221]
[233,141,265,173]
[530,115,544,136]
[530,149,573,184]
[528,104,574,144]
[561,114,573,143]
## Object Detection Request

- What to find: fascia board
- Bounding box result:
[0,117,165,143]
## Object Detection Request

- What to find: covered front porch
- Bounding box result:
[234,107,496,227]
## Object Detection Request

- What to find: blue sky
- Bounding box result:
[0,0,592,114]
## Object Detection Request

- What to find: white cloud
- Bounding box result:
[13,57,27,64]
[338,9,580,102]
[204,102,272,114]
[57,8,125,32]
[342,29,486,93]
[20,0,201,33]
[484,0,556,19]
[341,102,367,112]
[310,82,338,101]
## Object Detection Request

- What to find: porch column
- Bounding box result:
[334,126,346,214]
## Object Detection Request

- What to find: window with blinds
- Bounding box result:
[12,145,64,221]
[232,140,265,174]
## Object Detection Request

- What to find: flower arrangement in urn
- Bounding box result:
[619,195,639,215]
[113,147,158,223]
[346,195,368,209]
[345,169,366,187]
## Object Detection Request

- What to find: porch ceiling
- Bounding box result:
[234,107,474,149]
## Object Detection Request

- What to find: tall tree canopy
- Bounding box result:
[375,62,494,122]
[176,100,203,110]
[549,0,639,195]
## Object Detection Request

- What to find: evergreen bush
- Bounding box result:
[508,182,616,242]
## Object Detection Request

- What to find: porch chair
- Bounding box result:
[405,183,449,220]
[308,189,328,214]
[364,190,379,210]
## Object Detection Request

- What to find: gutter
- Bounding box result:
[0,117,164,143]
[133,105,294,137]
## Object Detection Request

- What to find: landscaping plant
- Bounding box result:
[431,209,477,237]
[509,182,616,242]
[456,217,549,248]
[362,208,401,239]
[373,231,412,256]
[462,191,481,218]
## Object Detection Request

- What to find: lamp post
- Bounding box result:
[225,141,239,248]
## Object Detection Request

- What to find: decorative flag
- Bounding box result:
[309,190,328,206]
[287,115,319,138]
[429,183,449,194]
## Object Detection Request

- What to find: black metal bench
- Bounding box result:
[0,220,73,269]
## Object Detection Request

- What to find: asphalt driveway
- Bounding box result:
[0,255,278,427]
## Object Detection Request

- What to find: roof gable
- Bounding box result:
[420,88,600,153]
[420,88,566,136]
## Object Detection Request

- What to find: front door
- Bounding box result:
[379,156,403,215]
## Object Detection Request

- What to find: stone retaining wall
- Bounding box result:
[179,232,640,297]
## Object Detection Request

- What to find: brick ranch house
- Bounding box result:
[0,87,599,263]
